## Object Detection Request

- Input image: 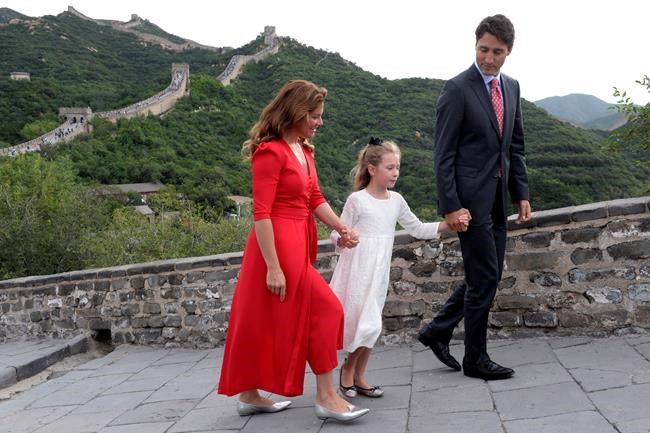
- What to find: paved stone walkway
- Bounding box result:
[0,335,649,433]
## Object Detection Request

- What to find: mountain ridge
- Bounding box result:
[534,93,627,131]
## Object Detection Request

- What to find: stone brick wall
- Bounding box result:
[1,197,648,347]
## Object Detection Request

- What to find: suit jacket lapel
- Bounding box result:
[501,74,517,141]
[467,66,502,138]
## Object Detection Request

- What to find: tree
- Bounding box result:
[0,154,114,279]
[608,75,650,161]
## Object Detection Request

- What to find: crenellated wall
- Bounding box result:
[1,197,648,348]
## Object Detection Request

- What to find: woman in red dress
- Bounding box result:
[218,80,369,423]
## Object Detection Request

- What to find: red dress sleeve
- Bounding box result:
[251,142,284,221]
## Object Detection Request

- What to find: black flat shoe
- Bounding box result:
[339,361,357,398]
[354,384,383,398]
[417,332,461,371]
[463,360,514,380]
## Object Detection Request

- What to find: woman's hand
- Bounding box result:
[266,267,286,302]
[338,226,359,248]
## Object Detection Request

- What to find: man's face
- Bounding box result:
[475,32,511,76]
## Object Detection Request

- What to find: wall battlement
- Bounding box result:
[1,197,648,348]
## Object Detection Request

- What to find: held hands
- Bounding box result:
[338,226,360,249]
[266,266,286,302]
[445,208,472,232]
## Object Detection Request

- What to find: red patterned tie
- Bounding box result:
[490,78,504,135]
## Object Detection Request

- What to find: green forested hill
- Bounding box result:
[1,9,648,216]
[0,10,261,144]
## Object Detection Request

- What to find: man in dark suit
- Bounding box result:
[418,14,532,380]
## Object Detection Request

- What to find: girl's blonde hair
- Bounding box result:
[352,138,401,191]
[241,80,327,158]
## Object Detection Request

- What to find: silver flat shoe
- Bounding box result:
[314,403,369,423]
[236,400,292,416]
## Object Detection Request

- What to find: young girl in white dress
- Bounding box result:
[330,137,467,398]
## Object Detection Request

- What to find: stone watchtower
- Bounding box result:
[58,107,93,124]
[171,63,190,94]
[263,26,277,46]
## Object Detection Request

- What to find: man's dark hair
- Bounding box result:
[475,14,515,51]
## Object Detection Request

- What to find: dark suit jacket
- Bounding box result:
[435,64,529,223]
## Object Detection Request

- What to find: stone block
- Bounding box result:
[131,317,149,328]
[421,281,451,293]
[529,271,562,287]
[442,240,462,257]
[568,266,636,283]
[167,273,185,286]
[392,248,416,261]
[410,261,436,277]
[162,327,179,339]
[607,197,648,216]
[146,274,167,288]
[584,287,623,304]
[163,315,182,327]
[607,240,650,261]
[497,294,539,310]
[629,283,650,301]
[506,252,563,271]
[535,208,572,227]
[161,287,182,299]
[571,202,608,222]
[393,280,418,296]
[635,305,650,326]
[489,311,522,328]
[389,267,403,282]
[521,232,554,248]
[143,303,161,314]
[523,311,558,327]
[133,328,162,343]
[498,276,517,289]
[184,315,200,326]
[182,300,197,314]
[129,276,145,290]
[121,304,140,316]
[148,316,163,328]
[185,271,204,284]
[383,317,401,331]
[439,259,464,276]
[88,318,111,330]
[561,227,601,244]
[384,300,424,317]
[593,310,628,327]
[558,310,591,327]
[570,248,603,265]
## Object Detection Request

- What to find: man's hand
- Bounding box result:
[515,200,532,224]
[445,208,472,232]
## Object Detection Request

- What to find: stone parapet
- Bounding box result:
[1,197,648,347]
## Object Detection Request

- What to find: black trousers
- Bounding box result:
[423,180,507,365]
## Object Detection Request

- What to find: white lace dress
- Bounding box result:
[330,189,440,352]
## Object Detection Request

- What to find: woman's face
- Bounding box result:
[294,102,324,139]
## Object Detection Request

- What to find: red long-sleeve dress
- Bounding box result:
[218,139,344,397]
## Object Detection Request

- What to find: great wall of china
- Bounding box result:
[0,8,280,157]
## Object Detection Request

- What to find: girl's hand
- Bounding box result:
[266,267,286,302]
[338,226,359,248]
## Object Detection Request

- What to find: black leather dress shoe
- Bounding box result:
[463,360,514,380]
[417,333,461,371]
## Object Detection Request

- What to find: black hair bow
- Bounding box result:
[369,137,383,145]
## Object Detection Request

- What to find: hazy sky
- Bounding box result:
[5,0,649,104]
